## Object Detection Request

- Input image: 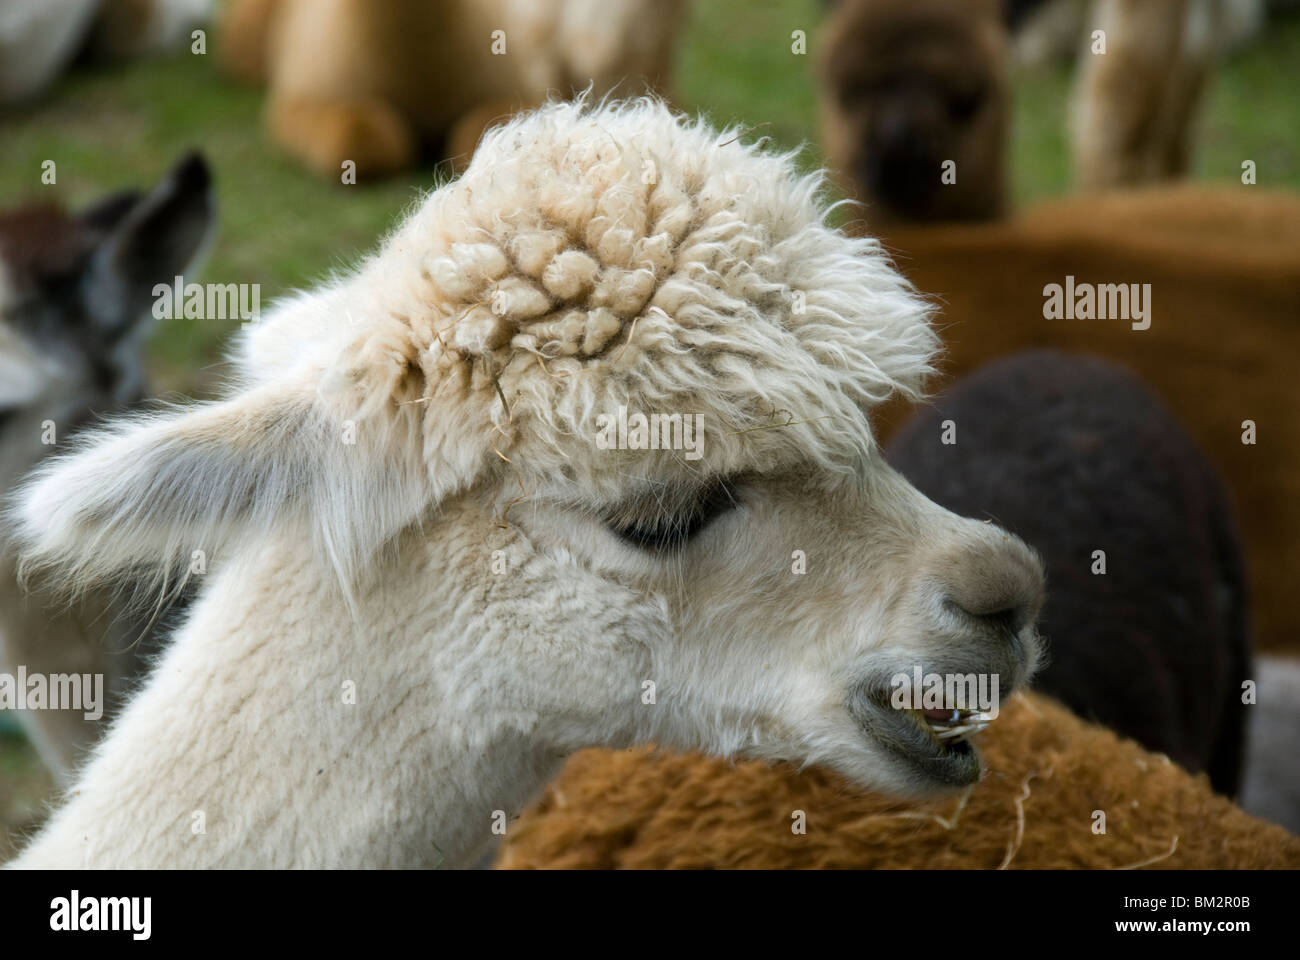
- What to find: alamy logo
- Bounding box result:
[595,405,704,461]
[1042,275,1151,330]
[0,667,102,720]
[152,275,261,322]
[889,667,1001,717]
[50,890,151,940]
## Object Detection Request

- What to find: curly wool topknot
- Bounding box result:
[422,104,742,365]
[336,97,941,493]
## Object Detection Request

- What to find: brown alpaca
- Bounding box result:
[219,0,687,178]
[868,186,1300,658]
[818,0,1009,224]
[496,693,1300,869]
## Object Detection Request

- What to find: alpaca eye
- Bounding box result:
[607,481,739,552]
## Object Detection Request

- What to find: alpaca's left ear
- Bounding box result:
[10,376,431,593]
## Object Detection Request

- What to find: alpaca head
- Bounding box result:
[819,0,1010,222]
[0,154,214,499]
[11,101,1042,796]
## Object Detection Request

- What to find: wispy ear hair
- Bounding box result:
[9,378,430,616]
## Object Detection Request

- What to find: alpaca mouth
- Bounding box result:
[896,704,994,766]
[851,684,1000,788]
[893,702,992,785]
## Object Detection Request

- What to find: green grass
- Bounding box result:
[1008,59,1074,206]
[677,0,825,163]
[1197,20,1300,188]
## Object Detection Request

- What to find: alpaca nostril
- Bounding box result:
[947,599,1029,637]
[936,533,1046,639]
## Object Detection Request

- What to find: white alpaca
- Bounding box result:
[6,100,1044,868]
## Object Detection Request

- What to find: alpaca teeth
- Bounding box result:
[911,708,995,743]
[925,712,991,727]
[932,717,992,741]
[936,725,981,739]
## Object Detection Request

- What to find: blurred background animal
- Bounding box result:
[818,0,1282,222]
[886,350,1250,795]
[819,0,1010,222]
[1010,0,1266,68]
[0,154,213,785]
[874,186,1300,663]
[219,0,689,178]
[1068,0,1265,189]
[0,0,211,105]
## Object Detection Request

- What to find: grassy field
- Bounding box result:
[1,3,1296,391]
[0,1,1297,851]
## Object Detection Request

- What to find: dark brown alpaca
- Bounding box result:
[819,0,1009,224]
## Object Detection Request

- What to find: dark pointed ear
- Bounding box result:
[1003,0,1050,29]
[77,189,144,233]
[82,151,216,339]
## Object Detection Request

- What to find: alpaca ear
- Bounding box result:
[76,188,144,232]
[81,152,215,341]
[11,377,430,593]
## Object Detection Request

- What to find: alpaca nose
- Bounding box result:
[938,528,1045,638]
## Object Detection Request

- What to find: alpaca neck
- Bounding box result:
[11,527,583,868]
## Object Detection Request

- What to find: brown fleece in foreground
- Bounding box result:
[496,693,1300,869]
